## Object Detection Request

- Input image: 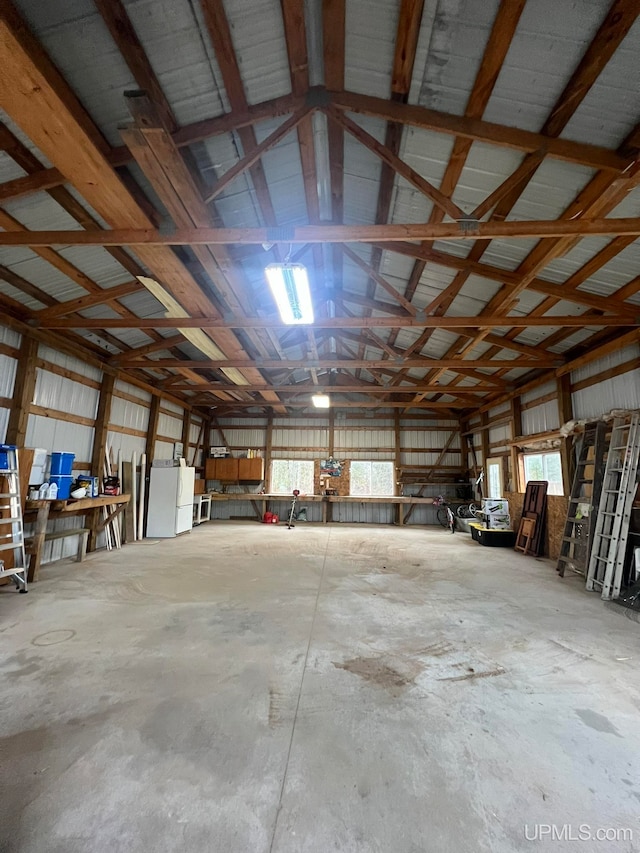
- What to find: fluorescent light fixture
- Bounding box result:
[265,263,314,324]
[312,393,330,408]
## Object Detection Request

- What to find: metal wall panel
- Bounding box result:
[154,439,175,460]
[521,380,556,405]
[115,380,152,403]
[572,370,640,420]
[335,429,394,451]
[162,399,184,416]
[0,324,21,348]
[106,430,146,462]
[222,427,267,449]
[110,396,149,432]
[401,428,460,450]
[33,368,99,420]
[38,343,102,382]
[25,416,94,461]
[570,344,640,383]
[0,408,9,443]
[0,354,17,398]
[522,401,560,436]
[157,413,182,441]
[272,428,328,449]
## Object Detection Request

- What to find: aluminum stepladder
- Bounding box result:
[557,421,606,578]
[0,444,28,593]
[586,413,640,600]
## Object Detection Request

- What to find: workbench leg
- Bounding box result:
[322,501,327,524]
[87,507,101,552]
[77,531,89,563]
[398,504,404,526]
[27,503,51,583]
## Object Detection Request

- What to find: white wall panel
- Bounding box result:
[115,379,152,403]
[401,428,460,449]
[38,343,102,382]
[106,430,146,463]
[570,344,640,384]
[335,430,394,450]
[272,428,328,448]
[162,399,184,416]
[33,369,99,420]
[25,416,94,461]
[0,354,17,398]
[572,370,640,420]
[0,325,21,348]
[222,427,267,448]
[0,408,9,443]
[110,396,149,432]
[521,380,556,405]
[157,412,182,440]
[154,439,175,460]
[488,402,510,418]
[522,401,560,435]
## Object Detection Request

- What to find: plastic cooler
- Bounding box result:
[49,475,73,499]
[50,452,75,475]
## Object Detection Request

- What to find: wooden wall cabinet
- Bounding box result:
[204,457,264,483]
[238,457,264,482]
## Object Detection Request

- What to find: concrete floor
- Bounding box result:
[1,522,639,853]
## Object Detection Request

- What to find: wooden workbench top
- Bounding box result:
[26,494,131,512]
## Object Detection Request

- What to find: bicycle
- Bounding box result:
[456,502,480,519]
[432,495,455,533]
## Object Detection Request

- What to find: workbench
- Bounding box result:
[24,494,131,581]
[207,493,442,525]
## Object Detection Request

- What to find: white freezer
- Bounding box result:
[146,465,195,537]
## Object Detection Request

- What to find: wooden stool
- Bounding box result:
[515,517,536,555]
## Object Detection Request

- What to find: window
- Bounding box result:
[523,451,563,495]
[350,461,395,496]
[485,457,504,498]
[270,460,315,495]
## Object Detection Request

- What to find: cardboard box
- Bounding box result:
[481,499,509,515]
[487,514,511,530]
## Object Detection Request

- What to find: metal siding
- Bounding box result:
[572,370,640,420]
[25,416,94,461]
[38,344,103,382]
[115,380,152,402]
[345,0,398,97]
[570,344,640,384]
[110,396,150,432]
[0,408,9,443]
[522,401,560,436]
[0,324,21,348]
[106,430,147,462]
[33,368,99,420]
[521,381,556,405]
[0,354,17,398]
[158,412,182,440]
[154,439,174,460]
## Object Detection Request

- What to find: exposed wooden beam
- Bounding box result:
[37,314,635,331]
[5,217,640,247]
[203,399,468,410]
[331,91,630,172]
[94,0,178,132]
[36,280,143,319]
[327,106,464,220]
[115,357,558,370]
[165,383,494,394]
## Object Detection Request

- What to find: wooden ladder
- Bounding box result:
[586,414,640,600]
[557,421,606,578]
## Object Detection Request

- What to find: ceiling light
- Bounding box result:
[312,393,330,408]
[265,263,314,325]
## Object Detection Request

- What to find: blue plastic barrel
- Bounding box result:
[50,452,75,475]
[49,475,73,499]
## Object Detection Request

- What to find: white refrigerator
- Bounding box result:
[146,465,195,538]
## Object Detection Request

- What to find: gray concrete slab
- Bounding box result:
[1,522,639,852]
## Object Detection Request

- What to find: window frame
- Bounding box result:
[520,449,564,496]
[269,459,315,496]
[349,460,396,497]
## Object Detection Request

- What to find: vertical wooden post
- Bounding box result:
[6,336,38,446]
[181,407,191,459]
[509,396,522,493]
[145,395,160,467]
[480,412,490,499]
[394,411,402,496]
[265,411,273,492]
[328,409,335,457]
[556,374,574,493]
[91,373,115,478]
[88,373,115,551]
